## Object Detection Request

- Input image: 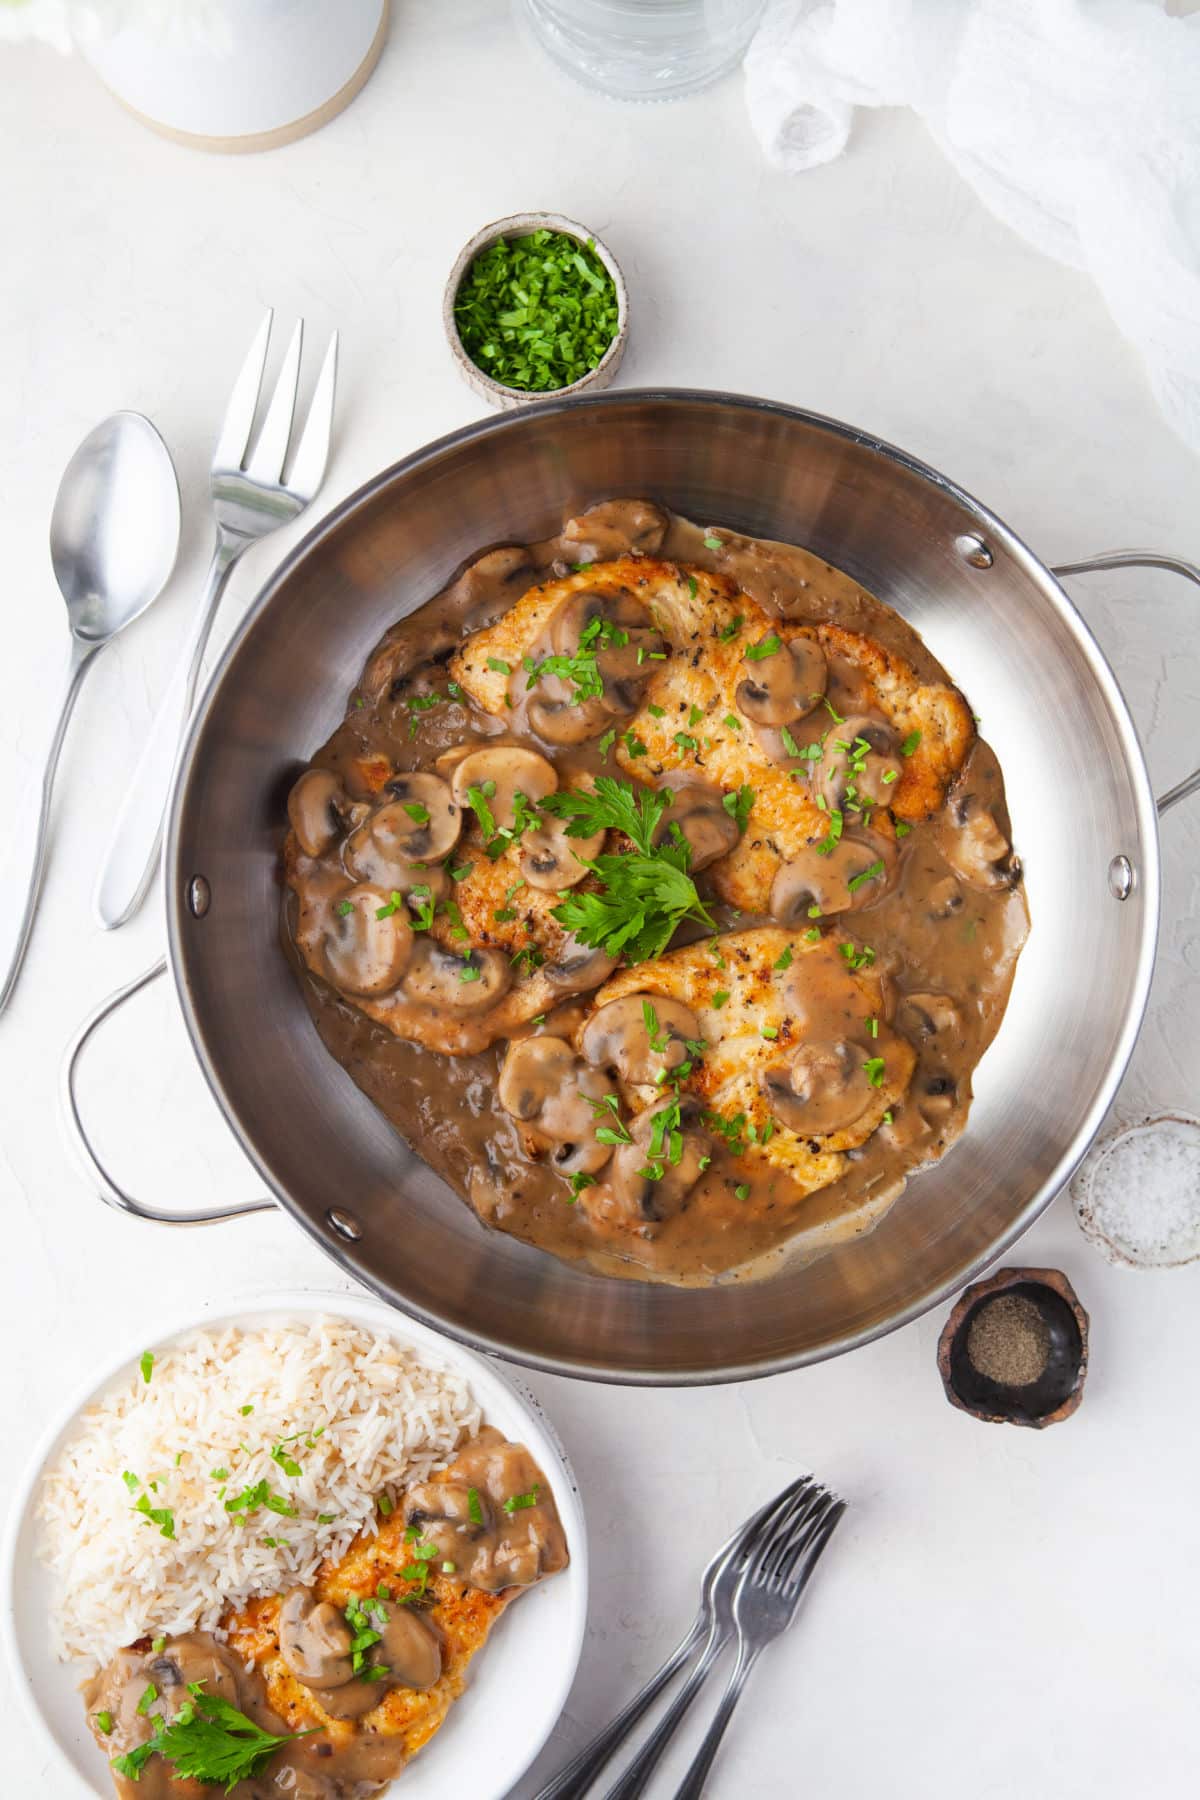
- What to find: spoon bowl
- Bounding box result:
[0,411,180,1015]
[51,412,181,642]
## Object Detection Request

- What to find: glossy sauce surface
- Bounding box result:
[282,502,1029,1283]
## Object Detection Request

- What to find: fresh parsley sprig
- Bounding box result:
[113,1687,315,1794]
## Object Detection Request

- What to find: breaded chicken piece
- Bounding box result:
[225,1511,513,1768]
[451,556,974,913]
[591,927,915,1187]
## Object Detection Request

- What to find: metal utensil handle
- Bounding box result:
[601,1624,729,1800]
[531,1618,704,1800]
[1051,549,1200,816]
[670,1642,762,1800]
[61,957,275,1225]
[94,540,239,931]
[0,635,98,1017]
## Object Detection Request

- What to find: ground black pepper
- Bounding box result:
[966,1293,1050,1385]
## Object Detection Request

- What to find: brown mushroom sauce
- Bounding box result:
[84,1431,566,1798]
[282,502,1028,1284]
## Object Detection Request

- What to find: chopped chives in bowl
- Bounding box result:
[452,227,622,395]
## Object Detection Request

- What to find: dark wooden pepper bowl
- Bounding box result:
[937,1266,1089,1428]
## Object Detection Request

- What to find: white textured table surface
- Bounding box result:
[3,7,1200,1796]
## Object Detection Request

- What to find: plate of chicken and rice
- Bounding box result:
[2,1291,586,1799]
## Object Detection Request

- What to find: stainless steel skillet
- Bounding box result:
[63,391,1200,1383]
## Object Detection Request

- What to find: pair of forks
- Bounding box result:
[535,1474,845,1800]
[92,311,338,931]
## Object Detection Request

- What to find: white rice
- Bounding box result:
[36,1316,481,1672]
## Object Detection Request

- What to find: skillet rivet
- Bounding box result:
[327,1207,363,1242]
[1108,855,1135,901]
[187,875,211,918]
[955,533,994,569]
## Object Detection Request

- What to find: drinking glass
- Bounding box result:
[521,0,768,101]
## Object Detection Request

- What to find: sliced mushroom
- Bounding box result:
[519,815,605,890]
[288,768,347,858]
[449,745,558,832]
[810,715,903,812]
[316,885,413,997]
[548,590,667,717]
[651,780,739,872]
[527,683,615,746]
[769,831,896,923]
[896,991,962,1044]
[760,1039,875,1137]
[401,938,511,1011]
[344,802,452,899]
[543,934,618,994]
[735,633,827,727]
[375,1605,441,1691]
[580,993,703,1086]
[404,1429,568,1592]
[498,1036,614,1176]
[561,498,669,558]
[279,1588,354,1690]
[603,1103,712,1224]
[374,772,462,860]
[937,790,1018,889]
[926,874,964,920]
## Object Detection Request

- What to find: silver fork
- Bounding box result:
[531,1476,813,1800]
[93,310,338,930]
[671,1483,846,1800]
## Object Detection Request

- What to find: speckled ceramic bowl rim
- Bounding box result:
[1071,1110,1200,1268]
[442,211,629,405]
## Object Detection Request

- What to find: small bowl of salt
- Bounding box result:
[1072,1112,1200,1268]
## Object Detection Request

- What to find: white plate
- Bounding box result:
[1,1288,588,1799]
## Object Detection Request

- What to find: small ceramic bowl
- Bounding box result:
[937,1266,1089,1429]
[1071,1111,1200,1268]
[443,211,629,410]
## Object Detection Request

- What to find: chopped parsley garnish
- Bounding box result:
[623,731,648,758]
[136,1682,158,1716]
[780,725,802,758]
[814,808,844,857]
[704,534,723,551]
[863,1056,886,1087]
[688,704,705,726]
[761,1025,779,1040]
[882,1109,893,1125]
[597,727,617,761]
[122,1470,140,1492]
[899,728,922,756]
[719,614,744,642]
[686,575,699,598]
[819,695,845,723]
[745,633,783,661]
[133,1495,175,1539]
[270,1443,303,1479]
[139,1351,155,1385]
[722,785,755,830]
[317,1512,337,1525]
[374,890,405,920]
[402,800,430,824]
[152,1636,166,1654]
[846,858,885,893]
[239,1404,254,1417]
[95,1711,114,1734]
[894,820,912,838]
[839,941,876,971]
[734,1183,750,1201]
[465,780,498,840]
[724,713,741,731]
[503,1484,541,1514]
[486,657,512,675]
[378,1494,394,1516]
[468,1487,485,1526]
[774,946,793,970]
[336,899,355,917]
[567,1171,596,1202]
[673,731,699,755]
[805,926,820,941]
[712,990,730,1009]
[867,1017,879,1038]
[453,229,620,393]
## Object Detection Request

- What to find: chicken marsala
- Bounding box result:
[82,1431,567,1798]
[282,501,1028,1282]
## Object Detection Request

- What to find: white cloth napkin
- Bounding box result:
[744,0,1200,456]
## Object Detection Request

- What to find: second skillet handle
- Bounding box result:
[1051,549,1200,816]
[60,958,276,1225]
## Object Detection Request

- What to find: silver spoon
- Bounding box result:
[0,412,180,1016]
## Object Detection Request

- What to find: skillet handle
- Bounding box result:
[61,958,276,1226]
[1051,550,1200,816]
